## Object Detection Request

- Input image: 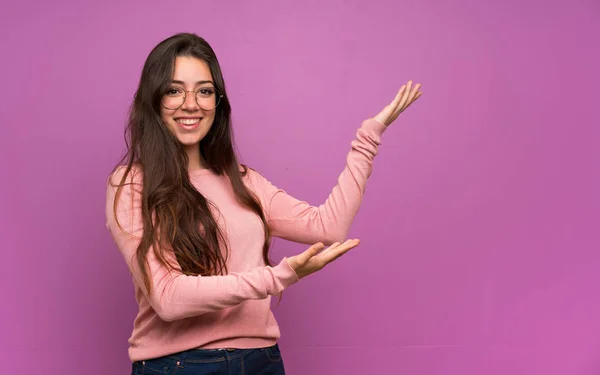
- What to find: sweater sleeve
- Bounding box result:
[105,167,299,322]
[249,118,387,245]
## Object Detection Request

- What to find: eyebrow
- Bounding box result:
[171,80,214,85]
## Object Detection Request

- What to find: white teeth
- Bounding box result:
[177,118,200,125]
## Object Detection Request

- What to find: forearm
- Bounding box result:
[140,255,298,321]
[265,118,386,244]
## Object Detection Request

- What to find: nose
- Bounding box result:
[182,91,200,111]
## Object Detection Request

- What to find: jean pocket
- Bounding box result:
[136,357,179,375]
[265,345,283,363]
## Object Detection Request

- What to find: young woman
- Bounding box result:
[106,32,421,375]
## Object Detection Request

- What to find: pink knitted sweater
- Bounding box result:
[105,118,386,361]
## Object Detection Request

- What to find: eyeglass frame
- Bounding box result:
[160,86,224,111]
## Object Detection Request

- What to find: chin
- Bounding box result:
[167,119,213,146]
[177,131,208,147]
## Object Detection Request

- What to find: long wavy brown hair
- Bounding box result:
[111,33,272,293]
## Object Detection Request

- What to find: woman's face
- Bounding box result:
[160,56,218,151]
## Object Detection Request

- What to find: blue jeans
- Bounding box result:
[131,344,286,375]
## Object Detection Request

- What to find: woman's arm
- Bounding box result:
[105,167,299,322]
[248,81,422,245]
[249,118,386,245]
[106,168,361,322]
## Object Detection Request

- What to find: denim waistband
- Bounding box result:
[143,344,278,363]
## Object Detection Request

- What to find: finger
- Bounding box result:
[389,85,408,117]
[375,85,407,125]
[298,242,325,264]
[319,239,360,263]
[392,85,406,107]
[399,89,421,115]
[396,80,412,113]
[413,91,423,102]
[321,242,341,255]
[383,87,405,120]
[403,83,421,110]
[328,239,360,262]
[382,84,409,125]
[315,241,345,260]
[318,240,346,256]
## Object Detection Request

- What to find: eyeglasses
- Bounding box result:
[161,86,223,111]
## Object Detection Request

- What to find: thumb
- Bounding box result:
[298,242,324,264]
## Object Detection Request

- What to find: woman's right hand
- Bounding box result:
[286,239,360,279]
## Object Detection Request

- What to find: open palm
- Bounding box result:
[374,80,422,127]
[286,240,360,279]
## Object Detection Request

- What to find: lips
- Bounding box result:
[175,117,202,129]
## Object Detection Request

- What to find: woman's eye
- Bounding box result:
[167,88,183,96]
[198,88,215,96]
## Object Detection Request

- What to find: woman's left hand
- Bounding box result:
[374,80,422,127]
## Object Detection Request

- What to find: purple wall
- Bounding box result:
[2,1,599,373]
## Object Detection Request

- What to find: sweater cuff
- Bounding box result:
[273,257,300,287]
[361,118,387,136]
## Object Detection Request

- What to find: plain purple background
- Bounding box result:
[1,0,599,374]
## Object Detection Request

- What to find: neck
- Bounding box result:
[186,145,208,171]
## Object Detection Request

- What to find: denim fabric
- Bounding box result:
[131,344,285,375]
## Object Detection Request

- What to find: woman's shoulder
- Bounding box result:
[238,163,266,184]
[238,164,280,197]
[107,163,143,187]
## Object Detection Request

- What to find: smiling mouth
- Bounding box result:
[176,118,202,125]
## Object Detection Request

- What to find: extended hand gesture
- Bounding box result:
[286,239,360,279]
[374,80,422,127]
